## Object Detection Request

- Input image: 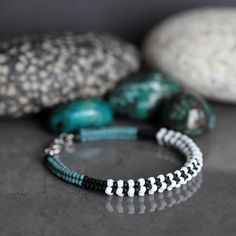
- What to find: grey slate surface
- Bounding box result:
[0,102,236,236]
[1,2,236,235]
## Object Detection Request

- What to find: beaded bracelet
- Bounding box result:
[44,127,203,197]
[106,174,202,214]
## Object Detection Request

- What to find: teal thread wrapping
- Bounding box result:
[46,127,138,188]
[47,156,84,186]
[80,127,138,142]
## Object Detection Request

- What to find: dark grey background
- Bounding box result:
[0,1,236,236]
[1,0,236,43]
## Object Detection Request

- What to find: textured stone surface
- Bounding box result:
[143,8,236,103]
[0,103,236,236]
[49,99,113,133]
[0,32,140,117]
[108,72,181,120]
[161,92,215,136]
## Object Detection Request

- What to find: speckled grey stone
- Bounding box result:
[0,32,140,117]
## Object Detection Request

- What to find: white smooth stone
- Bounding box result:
[143,8,236,103]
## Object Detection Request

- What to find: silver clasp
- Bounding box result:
[45,133,74,156]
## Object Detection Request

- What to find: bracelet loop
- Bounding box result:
[44,127,203,197]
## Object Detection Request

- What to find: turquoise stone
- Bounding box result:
[161,92,215,136]
[49,99,113,133]
[108,72,181,120]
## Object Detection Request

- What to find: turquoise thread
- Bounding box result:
[80,127,138,142]
[47,127,138,188]
[48,156,84,186]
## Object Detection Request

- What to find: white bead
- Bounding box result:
[116,187,124,197]
[181,167,188,174]
[138,191,145,196]
[181,135,189,141]
[167,130,175,135]
[166,173,174,180]
[189,143,196,149]
[158,127,167,135]
[156,128,167,145]
[182,178,187,185]
[158,182,167,193]
[193,151,201,157]
[149,184,157,194]
[172,179,177,187]
[175,182,181,188]
[117,180,124,187]
[105,187,113,196]
[167,185,173,191]
[148,177,155,184]
[170,136,177,145]
[192,170,198,177]
[186,163,194,170]
[167,180,176,191]
[179,142,187,150]
[191,159,198,165]
[174,170,181,177]
[138,186,146,196]
[140,185,146,193]
[148,190,155,195]
[127,187,135,197]
[183,146,190,154]
[158,188,164,193]
[164,134,172,143]
[138,178,145,186]
[127,179,134,187]
[107,179,114,187]
[175,140,183,148]
[186,173,192,181]
[157,174,165,182]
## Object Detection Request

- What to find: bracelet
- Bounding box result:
[44,127,203,197]
[106,173,202,214]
